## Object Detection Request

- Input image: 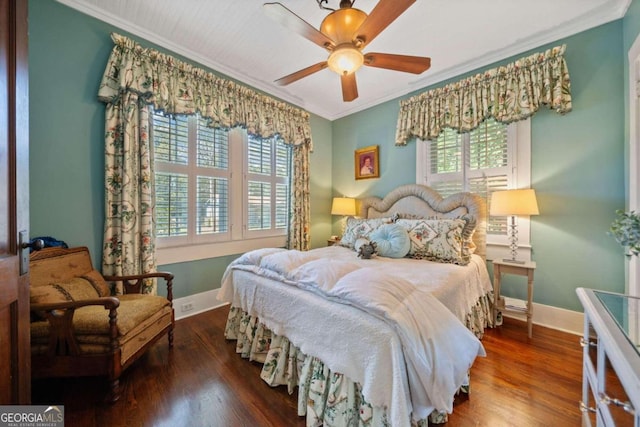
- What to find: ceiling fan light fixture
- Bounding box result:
[320,7,367,44]
[265,0,428,101]
[327,45,364,75]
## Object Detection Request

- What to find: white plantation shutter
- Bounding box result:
[247,181,271,230]
[196,176,228,234]
[153,114,189,165]
[245,135,291,236]
[152,113,191,239]
[155,172,188,237]
[427,128,464,197]
[275,140,289,178]
[470,175,509,235]
[152,108,291,254]
[195,118,229,236]
[419,118,531,255]
[248,135,272,175]
[275,140,290,230]
[152,111,231,244]
[197,117,228,169]
[275,183,288,229]
[467,119,510,235]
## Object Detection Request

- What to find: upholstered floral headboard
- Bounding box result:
[357,184,487,260]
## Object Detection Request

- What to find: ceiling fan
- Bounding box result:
[264,0,431,102]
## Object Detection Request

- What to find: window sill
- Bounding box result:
[157,236,287,265]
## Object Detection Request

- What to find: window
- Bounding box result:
[245,134,291,237]
[416,118,532,260]
[151,109,291,264]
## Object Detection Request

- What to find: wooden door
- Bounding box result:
[0,0,30,404]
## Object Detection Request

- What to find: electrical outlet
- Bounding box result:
[181,302,194,312]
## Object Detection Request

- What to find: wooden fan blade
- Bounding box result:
[264,3,335,50]
[354,0,415,47]
[364,52,431,74]
[340,73,358,102]
[275,62,328,86]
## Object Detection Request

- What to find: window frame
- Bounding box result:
[416,118,532,261]
[152,113,289,265]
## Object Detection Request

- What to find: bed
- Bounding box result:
[217,184,494,427]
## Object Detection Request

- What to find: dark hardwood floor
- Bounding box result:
[32,305,584,426]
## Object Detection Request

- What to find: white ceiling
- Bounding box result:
[58,0,630,121]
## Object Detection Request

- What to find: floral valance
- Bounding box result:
[98,33,312,147]
[395,45,572,145]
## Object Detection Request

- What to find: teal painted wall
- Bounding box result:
[530,23,625,310]
[28,0,333,299]
[28,0,111,261]
[332,21,626,312]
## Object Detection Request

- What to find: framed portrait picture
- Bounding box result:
[354,145,379,180]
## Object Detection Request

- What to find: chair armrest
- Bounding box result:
[31,297,121,357]
[103,272,174,301]
[103,272,174,282]
[31,297,120,312]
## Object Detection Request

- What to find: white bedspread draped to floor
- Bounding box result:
[223,292,493,426]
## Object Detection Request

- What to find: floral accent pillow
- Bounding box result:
[395,218,469,265]
[392,213,477,255]
[339,217,393,249]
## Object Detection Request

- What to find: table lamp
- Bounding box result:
[331,197,356,235]
[490,189,539,264]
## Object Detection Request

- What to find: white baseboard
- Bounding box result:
[174,288,228,321]
[172,289,585,335]
[502,296,584,336]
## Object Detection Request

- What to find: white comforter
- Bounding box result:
[218,246,490,426]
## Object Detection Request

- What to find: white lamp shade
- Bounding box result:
[490,189,539,216]
[331,197,356,216]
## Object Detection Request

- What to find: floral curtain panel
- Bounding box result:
[98,33,313,291]
[102,93,156,293]
[288,144,311,251]
[395,45,572,146]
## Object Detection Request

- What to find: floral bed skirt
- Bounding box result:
[223,294,493,426]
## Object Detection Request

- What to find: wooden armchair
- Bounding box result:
[29,246,174,402]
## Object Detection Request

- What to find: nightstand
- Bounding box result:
[492,259,536,338]
[327,237,340,246]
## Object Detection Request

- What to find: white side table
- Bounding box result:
[492,259,536,338]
